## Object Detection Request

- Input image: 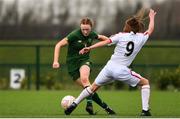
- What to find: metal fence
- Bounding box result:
[0,44,180,90]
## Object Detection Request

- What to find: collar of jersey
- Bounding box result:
[130,31,135,35]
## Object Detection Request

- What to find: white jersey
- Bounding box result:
[109,31,149,67]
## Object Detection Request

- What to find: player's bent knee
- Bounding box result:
[90,86,96,92]
[139,78,150,86]
[81,78,90,87]
[145,79,149,84]
[90,83,100,92]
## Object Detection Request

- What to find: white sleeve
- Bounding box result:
[142,34,149,44]
[109,34,120,44]
[144,34,149,40]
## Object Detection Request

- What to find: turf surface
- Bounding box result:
[0,90,179,118]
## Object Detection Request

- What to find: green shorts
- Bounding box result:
[68,61,92,81]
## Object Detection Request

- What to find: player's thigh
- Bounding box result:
[79,65,91,79]
[95,66,114,86]
[117,70,141,87]
[79,65,91,86]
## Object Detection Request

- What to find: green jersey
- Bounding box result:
[66,28,98,73]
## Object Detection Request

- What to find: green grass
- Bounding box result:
[0,90,180,117]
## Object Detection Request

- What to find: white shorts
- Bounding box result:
[95,61,142,87]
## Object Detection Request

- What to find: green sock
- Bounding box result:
[86,95,93,106]
[92,92,107,109]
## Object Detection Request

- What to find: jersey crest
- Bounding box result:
[78,40,82,43]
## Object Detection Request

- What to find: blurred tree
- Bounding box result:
[152,0,180,39]
[1,0,18,25]
[0,0,179,40]
[0,1,4,22]
[169,1,180,39]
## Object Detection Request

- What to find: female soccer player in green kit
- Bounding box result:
[52,17,115,115]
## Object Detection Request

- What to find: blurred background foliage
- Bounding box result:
[0,0,179,40]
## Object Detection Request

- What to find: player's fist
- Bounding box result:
[79,47,90,55]
[53,62,60,68]
[149,9,156,18]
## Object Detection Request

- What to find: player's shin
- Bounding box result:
[92,93,107,108]
[86,96,93,106]
[141,85,150,111]
[74,86,93,105]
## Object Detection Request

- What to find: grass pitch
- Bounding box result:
[0,90,179,118]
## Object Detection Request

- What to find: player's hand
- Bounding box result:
[149,9,156,18]
[52,62,60,68]
[79,47,90,55]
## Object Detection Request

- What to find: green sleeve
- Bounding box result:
[67,31,76,43]
[91,31,98,39]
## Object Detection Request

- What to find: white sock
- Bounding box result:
[74,87,93,105]
[141,85,150,111]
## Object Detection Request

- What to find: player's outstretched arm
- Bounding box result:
[89,34,111,49]
[98,35,109,41]
[79,39,111,54]
[145,9,157,36]
[89,39,111,50]
[79,35,111,54]
[52,38,68,68]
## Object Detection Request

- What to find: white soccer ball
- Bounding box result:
[61,95,75,109]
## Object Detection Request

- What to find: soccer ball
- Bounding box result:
[61,95,75,109]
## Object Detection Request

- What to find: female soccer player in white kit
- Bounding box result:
[65,9,156,116]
